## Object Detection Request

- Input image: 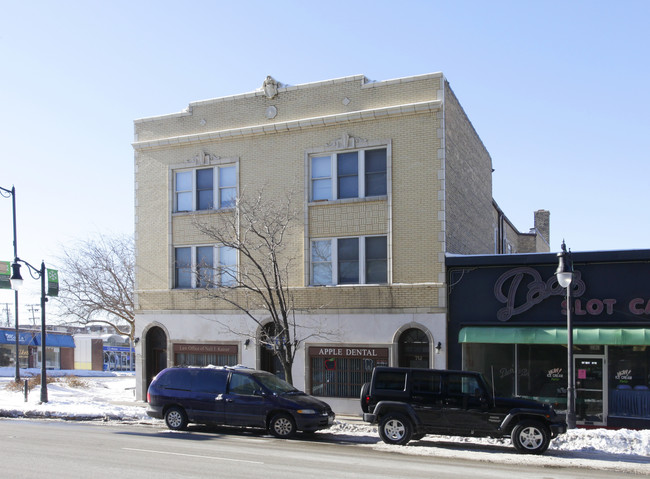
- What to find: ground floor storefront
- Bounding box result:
[447,250,650,429]
[461,335,650,428]
[134,311,447,414]
[0,328,75,370]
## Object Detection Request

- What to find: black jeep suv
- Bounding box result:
[361,367,567,454]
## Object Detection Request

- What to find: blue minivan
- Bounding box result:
[146,366,335,438]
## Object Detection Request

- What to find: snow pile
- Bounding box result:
[0,370,149,421]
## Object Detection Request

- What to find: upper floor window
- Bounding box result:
[311,235,387,285]
[175,165,236,212]
[174,245,237,289]
[310,148,387,202]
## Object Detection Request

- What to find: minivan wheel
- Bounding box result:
[269,413,296,439]
[269,413,296,438]
[379,413,413,446]
[511,420,550,454]
[164,406,188,431]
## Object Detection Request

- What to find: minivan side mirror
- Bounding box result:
[475,388,487,401]
[253,389,266,397]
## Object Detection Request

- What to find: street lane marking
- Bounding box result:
[122,447,264,464]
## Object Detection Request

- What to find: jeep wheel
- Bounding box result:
[359,382,371,413]
[511,420,550,454]
[379,414,413,446]
[164,406,188,431]
[269,413,296,439]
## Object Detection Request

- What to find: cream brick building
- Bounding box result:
[132,73,549,413]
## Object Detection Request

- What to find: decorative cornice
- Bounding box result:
[133,99,442,151]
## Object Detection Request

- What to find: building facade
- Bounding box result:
[132,73,548,413]
[0,328,74,370]
[447,250,650,428]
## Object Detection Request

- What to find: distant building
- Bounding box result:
[74,333,134,372]
[132,73,549,413]
[0,327,74,370]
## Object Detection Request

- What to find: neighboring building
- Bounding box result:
[74,327,135,372]
[447,250,650,429]
[132,73,549,413]
[0,327,74,370]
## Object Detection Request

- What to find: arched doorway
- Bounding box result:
[259,323,285,379]
[145,326,167,392]
[398,328,430,368]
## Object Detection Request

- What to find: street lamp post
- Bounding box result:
[0,185,20,383]
[10,258,48,403]
[556,240,576,429]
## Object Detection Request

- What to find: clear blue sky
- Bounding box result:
[1,0,649,308]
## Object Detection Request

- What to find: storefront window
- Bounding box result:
[609,346,650,418]
[173,344,238,367]
[36,347,60,369]
[463,343,515,397]
[103,348,136,371]
[0,345,13,366]
[309,346,388,398]
[517,344,567,408]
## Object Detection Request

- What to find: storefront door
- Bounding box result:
[574,355,607,426]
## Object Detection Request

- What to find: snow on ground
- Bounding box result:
[1,368,649,474]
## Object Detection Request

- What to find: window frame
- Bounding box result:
[173,245,238,289]
[173,163,238,213]
[310,235,388,286]
[308,146,388,202]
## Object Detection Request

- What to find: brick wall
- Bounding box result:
[443,82,495,254]
[134,73,545,316]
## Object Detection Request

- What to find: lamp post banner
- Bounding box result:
[47,269,58,297]
[0,261,10,289]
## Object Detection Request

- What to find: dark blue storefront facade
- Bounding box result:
[447,249,650,429]
[0,328,75,369]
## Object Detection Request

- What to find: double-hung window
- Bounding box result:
[175,172,193,212]
[311,156,332,201]
[175,247,192,289]
[310,148,387,201]
[174,245,238,288]
[311,236,387,285]
[196,246,214,287]
[174,165,237,212]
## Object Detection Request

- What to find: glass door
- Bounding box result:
[574,356,607,426]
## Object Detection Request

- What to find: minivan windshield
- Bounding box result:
[254,373,300,394]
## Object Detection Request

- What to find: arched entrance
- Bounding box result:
[145,326,167,392]
[259,323,285,379]
[398,328,430,368]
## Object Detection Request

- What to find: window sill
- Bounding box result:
[309,283,389,287]
[308,195,387,207]
[173,207,235,217]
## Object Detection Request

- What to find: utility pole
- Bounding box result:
[26,304,40,325]
[0,303,11,327]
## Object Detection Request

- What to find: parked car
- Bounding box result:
[146,366,334,438]
[360,367,567,454]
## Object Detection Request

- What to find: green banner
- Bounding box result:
[0,261,10,290]
[47,268,59,297]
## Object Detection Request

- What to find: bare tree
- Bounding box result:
[193,188,325,385]
[55,235,134,339]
